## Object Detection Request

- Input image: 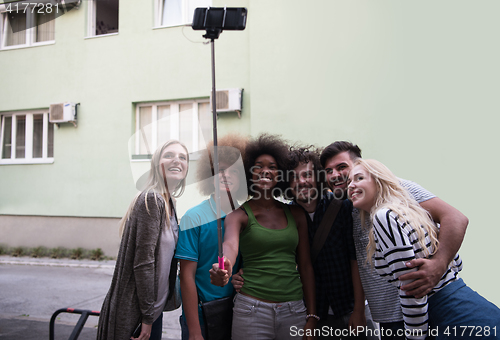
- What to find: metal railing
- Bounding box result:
[49,308,100,340]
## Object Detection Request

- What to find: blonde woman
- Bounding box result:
[347,159,500,340]
[97,140,189,340]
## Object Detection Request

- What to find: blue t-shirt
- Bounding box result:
[175,196,239,325]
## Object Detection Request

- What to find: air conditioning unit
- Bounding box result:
[49,102,77,124]
[56,0,82,10]
[210,88,243,117]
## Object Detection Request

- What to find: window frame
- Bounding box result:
[0,1,56,50]
[0,110,54,165]
[86,0,119,38]
[153,0,211,29]
[133,99,210,160]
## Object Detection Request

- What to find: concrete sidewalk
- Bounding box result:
[0,256,182,340]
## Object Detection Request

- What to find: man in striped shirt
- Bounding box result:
[320,141,468,339]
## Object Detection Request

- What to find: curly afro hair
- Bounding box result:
[283,144,328,200]
[244,133,290,198]
[196,133,248,200]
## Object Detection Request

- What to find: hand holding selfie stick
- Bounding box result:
[192,7,247,272]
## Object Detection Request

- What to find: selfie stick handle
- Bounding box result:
[210,37,225,272]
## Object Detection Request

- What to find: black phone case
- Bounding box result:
[132,323,141,338]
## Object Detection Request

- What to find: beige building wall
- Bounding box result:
[0,215,121,256]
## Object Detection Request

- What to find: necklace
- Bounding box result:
[208,196,226,217]
[208,196,216,216]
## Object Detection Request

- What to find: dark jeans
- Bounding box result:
[150,313,163,340]
[317,313,368,340]
[428,278,500,339]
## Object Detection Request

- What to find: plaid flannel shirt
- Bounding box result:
[294,192,356,320]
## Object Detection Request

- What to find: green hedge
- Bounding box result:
[0,244,113,261]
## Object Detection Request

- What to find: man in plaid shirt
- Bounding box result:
[286,146,367,339]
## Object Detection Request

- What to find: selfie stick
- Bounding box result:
[193,7,247,272]
[209,36,225,272]
[203,11,224,271]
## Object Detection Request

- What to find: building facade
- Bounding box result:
[1,0,499,305]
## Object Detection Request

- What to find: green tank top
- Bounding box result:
[239,202,304,302]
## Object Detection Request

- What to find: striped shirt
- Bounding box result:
[372,208,462,340]
[353,179,437,323]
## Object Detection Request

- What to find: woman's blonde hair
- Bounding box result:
[353,159,439,263]
[119,140,189,236]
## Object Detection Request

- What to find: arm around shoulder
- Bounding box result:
[421,197,468,263]
[399,197,468,297]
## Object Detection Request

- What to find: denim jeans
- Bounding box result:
[232,293,307,340]
[150,313,163,340]
[428,278,500,339]
[316,312,368,340]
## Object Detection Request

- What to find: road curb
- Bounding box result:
[0,256,116,269]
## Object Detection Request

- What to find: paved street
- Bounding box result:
[0,256,181,340]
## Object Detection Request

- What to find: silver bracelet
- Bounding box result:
[306,314,320,321]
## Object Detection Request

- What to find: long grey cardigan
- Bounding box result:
[97,191,176,340]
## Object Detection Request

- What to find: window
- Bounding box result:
[134,99,211,158]
[155,0,211,28]
[88,0,119,37]
[0,110,54,164]
[0,2,55,49]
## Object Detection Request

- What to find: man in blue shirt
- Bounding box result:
[176,196,240,340]
[176,137,247,340]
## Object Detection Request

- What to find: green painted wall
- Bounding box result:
[246,0,500,306]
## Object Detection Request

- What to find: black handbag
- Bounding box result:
[164,208,181,312]
[199,296,233,340]
[164,258,181,311]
